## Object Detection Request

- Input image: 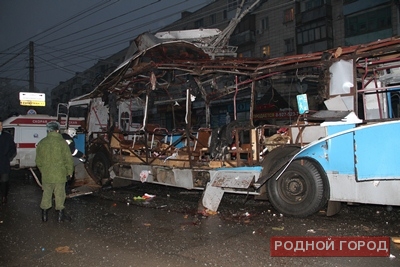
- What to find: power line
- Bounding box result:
[0,45,29,68]
[27,1,210,81]
[37,0,214,61]
[35,45,98,68]
[0,76,53,86]
[32,0,121,46]
[35,55,78,74]
[0,1,115,82]
[36,0,197,55]
[39,0,162,47]
[0,1,117,84]
[3,0,214,64]
[0,1,169,72]
[1,1,217,88]
[0,0,112,56]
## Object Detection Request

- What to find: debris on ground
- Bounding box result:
[391,237,400,244]
[55,246,73,253]
[134,193,156,201]
[198,209,218,216]
[143,193,156,199]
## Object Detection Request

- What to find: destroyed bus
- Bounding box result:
[63,32,400,217]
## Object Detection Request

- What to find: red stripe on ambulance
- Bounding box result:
[17,143,37,148]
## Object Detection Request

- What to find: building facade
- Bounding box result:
[50,50,127,114]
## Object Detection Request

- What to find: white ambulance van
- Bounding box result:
[2,114,84,169]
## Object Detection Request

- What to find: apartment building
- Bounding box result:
[50,49,127,113]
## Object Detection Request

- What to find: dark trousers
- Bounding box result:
[0,173,9,198]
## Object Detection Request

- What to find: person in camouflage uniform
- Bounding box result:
[35,121,74,222]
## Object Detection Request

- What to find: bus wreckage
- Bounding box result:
[65,31,400,217]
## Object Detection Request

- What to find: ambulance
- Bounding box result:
[2,114,84,169]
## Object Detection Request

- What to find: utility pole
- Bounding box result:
[29,41,34,92]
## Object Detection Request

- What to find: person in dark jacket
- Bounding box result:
[35,121,74,222]
[61,128,85,194]
[0,118,17,204]
[61,128,85,162]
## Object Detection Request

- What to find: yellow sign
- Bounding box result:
[20,100,46,106]
[19,92,46,107]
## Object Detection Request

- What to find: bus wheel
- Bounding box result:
[267,159,327,217]
[91,152,110,182]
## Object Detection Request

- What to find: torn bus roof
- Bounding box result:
[69,35,400,105]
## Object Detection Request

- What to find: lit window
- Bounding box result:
[284,8,294,23]
[261,45,270,58]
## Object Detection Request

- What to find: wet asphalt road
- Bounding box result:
[1,170,400,267]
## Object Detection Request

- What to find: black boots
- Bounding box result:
[42,209,72,222]
[42,209,49,222]
[57,209,72,222]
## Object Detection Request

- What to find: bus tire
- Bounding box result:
[91,152,110,182]
[267,159,327,217]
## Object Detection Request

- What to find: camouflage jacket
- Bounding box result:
[35,131,74,183]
